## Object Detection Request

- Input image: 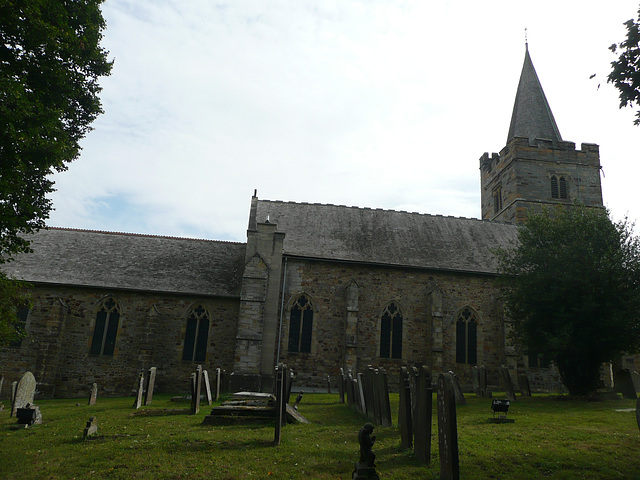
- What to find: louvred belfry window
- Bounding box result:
[90,297,120,356]
[288,295,313,353]
[551,176,559,198]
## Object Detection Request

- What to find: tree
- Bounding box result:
[608,6,640,125]
[497,206,640,395]
[0,0,112,342]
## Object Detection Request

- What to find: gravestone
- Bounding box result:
[293,391,303,410]
[415,366,433,464]
[327,375,331,394]
[0,375,4,398]
[356,373,367,415]
[17,404,42,425]
[144,367,157,406]
[215,367,221,401]
[202,369,213,406]
[12,372,36,417]
[363,368,375,422]
[636,397,640,432]
[500,365,516,402]
[190,366,203,414]
[83,416,98,439]
[133,371,145,409]
[518,373,532,397]
[437,373,460,480]
[472,366,480,396]
[614,369,638,399]
[10,381,17,417]
[88,383,98,406]
[631,371,640,394]
[378,367,392,427]
[398,367,413,450]
[274,364,285,446]
[478,365,491,398]
[448,371,466,405]
[345,371,353,409]
[409,366,420,431]
[339,368,345,403]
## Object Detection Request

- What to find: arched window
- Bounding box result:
[559,176,568,199]
[182,304,210,362]
[380,302,402,359]
[550,175,559,198]
[455,306,477,365]
[493,186,503,213]
[288,294,313,353]
[90,297,120,356]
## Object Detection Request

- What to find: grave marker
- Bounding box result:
[274,364,285,446]
[378,367,392,427]
[202,369,213,406]
[133,371,145,409]
[88,383,98,406]
[614,369,638,399]
[190,365,203,414]
[12,372,36,417]
[339,368,345,403]
[9,381,17,417]
[518,373,532,397]
[438,372,459,480]
[144,367,157,406]
[636,397,640,432]
[448,371,466,405]
[215,367,222,401]
[500,365,516,402]
[415,366,433,464]
[398,367,413,450]
[83,416,98,439]
[356,373,366,415]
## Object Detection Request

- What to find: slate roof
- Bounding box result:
[254,199,519,275]
[507,45,562,144]
[1,228,246,297]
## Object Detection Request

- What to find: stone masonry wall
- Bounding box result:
[0,284,239,399]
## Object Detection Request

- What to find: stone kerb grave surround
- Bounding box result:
[11,371,36,417]
[437,372,460,480]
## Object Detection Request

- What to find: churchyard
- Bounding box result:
[1,388,639,479]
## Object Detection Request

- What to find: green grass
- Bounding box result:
[1,393,639,479]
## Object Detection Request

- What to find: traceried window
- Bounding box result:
[288,294,313,353]
[551,175,559,198]
[551,175,568,199]
[380,302,403,359]
[182,304,210,362]
[90,297,120,356]
[9,305,29,348]
[455,306,477,365]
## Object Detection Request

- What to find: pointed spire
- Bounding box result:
[507,46,562,144]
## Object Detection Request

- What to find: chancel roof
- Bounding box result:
[1,228,245,297]
[507,45,562,144]
[255,199,519,274]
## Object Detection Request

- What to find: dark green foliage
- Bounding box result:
[0,0,111,340]
[0,0,112,260]
[497,206,640,395]
[0,272,30,345]
[608,7,640,125]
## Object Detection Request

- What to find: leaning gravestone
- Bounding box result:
[190,366,203,415]
[12,372,36,417]
[88,383,98,406]
[437,372,460,480]
[202,369,213,406]
[448,371,466,405]
[339,368,345,403]
[398,367,413,450]
[500,365,516,402]
[144,367,157,406]
[10,381,17,417]
[356,373,366,415]
[614,369,638,400]
[215,367,222,401]
[518,373,532,397]
[0,375,4,398]
[133,371,145,409]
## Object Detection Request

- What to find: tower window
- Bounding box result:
[551,176,559,198]
[380,302,403,359]
[288,294,313,353]
[182,304,210,362]
[493,187,503,213]
[90,297,120,356]
[455,306,477,365]
[559,176,568,199]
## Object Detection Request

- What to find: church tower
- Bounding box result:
[479,45,603,224]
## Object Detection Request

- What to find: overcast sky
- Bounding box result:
[47,1,640,242]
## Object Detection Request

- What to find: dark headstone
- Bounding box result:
[414,366,432,464]
[370,368,382,426]
[0,376,4,398]
[285,369,294,405]
[345,371,354,409]
[202,369,213,406]
[378,367,392,427]
[88,383,98,406]
[215,368,221,401]
[398,367,413,450]
[409,366,420,431]
[83,416,98,439]
[12,372,36,417]
[274,364,285,446]
[518,373,532,397]
[448,371,466,405]
[338,368,345,403]
[352,423,380,480]
[327,375,331,394]
[133,371,144,409]
[17,403,42,426]
[614,369,638,400]
[631,371,640,394]
[472,366,480,396]
[144,367,157,406]
[500,365,516,402]
[437,373,460,480]
[477,365,492,398]
[636,397,640,432]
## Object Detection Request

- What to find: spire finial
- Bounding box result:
[525,27,528,50]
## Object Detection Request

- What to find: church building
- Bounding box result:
[0,47,615,398]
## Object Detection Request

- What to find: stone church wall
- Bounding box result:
[0,284,239,399]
